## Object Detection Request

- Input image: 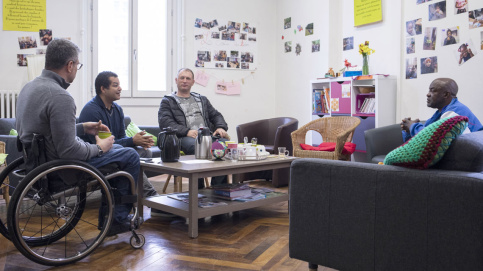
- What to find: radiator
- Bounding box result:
[0,91,18,118]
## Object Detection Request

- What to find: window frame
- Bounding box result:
[91,0,178,99]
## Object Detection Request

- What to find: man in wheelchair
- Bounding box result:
[16,39,140,237]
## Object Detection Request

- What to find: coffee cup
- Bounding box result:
[278,147,289,158]
[98,131,112,139]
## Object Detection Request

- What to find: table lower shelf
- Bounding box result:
[143,189,289,218]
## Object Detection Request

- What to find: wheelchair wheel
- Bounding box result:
[0,157,25,240]
[7,160,114,266]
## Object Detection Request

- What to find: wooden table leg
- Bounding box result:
[188,173,199,238]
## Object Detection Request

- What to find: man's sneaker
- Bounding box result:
[105,214,133,237]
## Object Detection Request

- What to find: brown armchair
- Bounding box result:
[291,116,360,161]
[234,117,298,187]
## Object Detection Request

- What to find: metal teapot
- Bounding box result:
[157,127,180,162]
[195,127,212,159]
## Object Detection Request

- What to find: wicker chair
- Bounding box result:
[291,117,361,161]
[0,141,9,205]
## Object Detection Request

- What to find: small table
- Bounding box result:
[138,155,296,238]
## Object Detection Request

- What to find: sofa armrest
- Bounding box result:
[289,158,483,270]
[0,135,22,164]
[138,125,160,138]
[364,124,404,163]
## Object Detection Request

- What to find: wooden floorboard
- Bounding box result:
[0,175,337,271]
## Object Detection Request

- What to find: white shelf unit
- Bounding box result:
[309,75,397,152]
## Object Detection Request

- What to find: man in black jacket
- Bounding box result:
[158,68,228,188]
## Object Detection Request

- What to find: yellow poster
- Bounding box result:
[3,0,46,31]
[354,0,382,27]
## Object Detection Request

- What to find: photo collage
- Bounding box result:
[283,17,318,55]
[406,0,480,79]
[194,18,257,70]
[17,29,55,67]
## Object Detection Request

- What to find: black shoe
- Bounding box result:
[151,208,179,218]
[106,214,133,237]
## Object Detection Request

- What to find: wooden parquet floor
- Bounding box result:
[0,176,337,271]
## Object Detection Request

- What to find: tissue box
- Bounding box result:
[343,71,363,77]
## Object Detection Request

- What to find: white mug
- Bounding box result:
[278,147,289,158]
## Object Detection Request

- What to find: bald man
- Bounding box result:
[401,78,482,141]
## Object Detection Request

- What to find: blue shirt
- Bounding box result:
[402,98,482,142]
[78,95,134,147]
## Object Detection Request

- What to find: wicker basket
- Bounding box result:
[359,87,375,93]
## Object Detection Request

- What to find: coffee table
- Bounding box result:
[138,155,296,238]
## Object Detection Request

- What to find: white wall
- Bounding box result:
[400,0,483,122]
[178,0,278,143]
[275,0,331,128]
[0,0,87,111]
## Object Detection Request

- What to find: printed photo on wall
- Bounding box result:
[195,34,204,40]
[295,43,302,56]
[420,56,438,74]
[18,36,37,49]
[218,25,227,31]
[312,40,320,52]
[469,9,483,29]
[406,37,415,54]
[227,57,240,68]
[215,63,224,68]
[230,51,239,57]
[36,49,46,54]
[455,40,476,65]
[285,41,292,53]
[197,51,211,62]
[239,33,247,40]
[429,1,446,21]
[241,63,249,69]
[195,18,202,28]
[405,57,418,79]
[241,52,254,63]
[202,22,211,29]
[417,0,433,4]
[214,50,227,61]
[343,37,354,51]
[221,32,235,41]
[195,59,204,67]
[248,36,257,42]
[284,17,291,29]
[423,27,437,50]
[441,27,459,46]
[406,19,422,36]
[210,20,219,28]
[454,0,468,14]
[17,54,32,67]
[305,23,314,36]
[243,22,251,32]
[39,29,52,46]
[227,21,237,32]
[212,32,220,39]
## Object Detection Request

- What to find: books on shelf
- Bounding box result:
[313,88,330,114]
[167,193,206,201]
[359,97,375,113]
[214,188,252,198]
[211,183,250,191]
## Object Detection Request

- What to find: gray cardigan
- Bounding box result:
[16,69,98,161]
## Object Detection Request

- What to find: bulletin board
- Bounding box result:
[193,18,257,70]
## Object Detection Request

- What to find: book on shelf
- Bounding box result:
[211,183,250,191]
[214,188,252,198]
[323,87,330,112]
[313,90,324,114]
[167,192,206,201]
[234,193,266,202]
[198,198,228,208]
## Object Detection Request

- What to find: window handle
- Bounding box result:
[133,49,137,61]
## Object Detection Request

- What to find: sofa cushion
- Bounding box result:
[0,118,16,135]
[125,121,157,146]
[383,116,468,169]
[431,130,483,172]
[300,142,356,155]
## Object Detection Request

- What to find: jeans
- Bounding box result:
[180,136,228,188]
[88,147,139,224]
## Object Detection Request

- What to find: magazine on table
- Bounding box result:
[167,192,206,201]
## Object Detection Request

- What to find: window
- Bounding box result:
[92,0,176,98]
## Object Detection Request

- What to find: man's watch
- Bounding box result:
[96,144,104,157]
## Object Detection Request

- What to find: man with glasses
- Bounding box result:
[16,39,141,236]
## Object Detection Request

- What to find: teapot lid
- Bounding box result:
[198,127,211,136]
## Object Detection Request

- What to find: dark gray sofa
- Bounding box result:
[289,131,483,271]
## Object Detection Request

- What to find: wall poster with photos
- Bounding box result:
[194,18,257,71]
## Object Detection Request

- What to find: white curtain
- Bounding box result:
[26,54,46,81]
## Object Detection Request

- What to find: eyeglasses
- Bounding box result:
[77,63,83,70]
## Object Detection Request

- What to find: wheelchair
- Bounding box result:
[0,136,145,266]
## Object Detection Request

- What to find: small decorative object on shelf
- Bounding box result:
[359,41,375,75]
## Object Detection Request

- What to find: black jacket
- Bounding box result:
[158,92,228,138]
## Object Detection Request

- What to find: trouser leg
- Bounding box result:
[134,146,158,197]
